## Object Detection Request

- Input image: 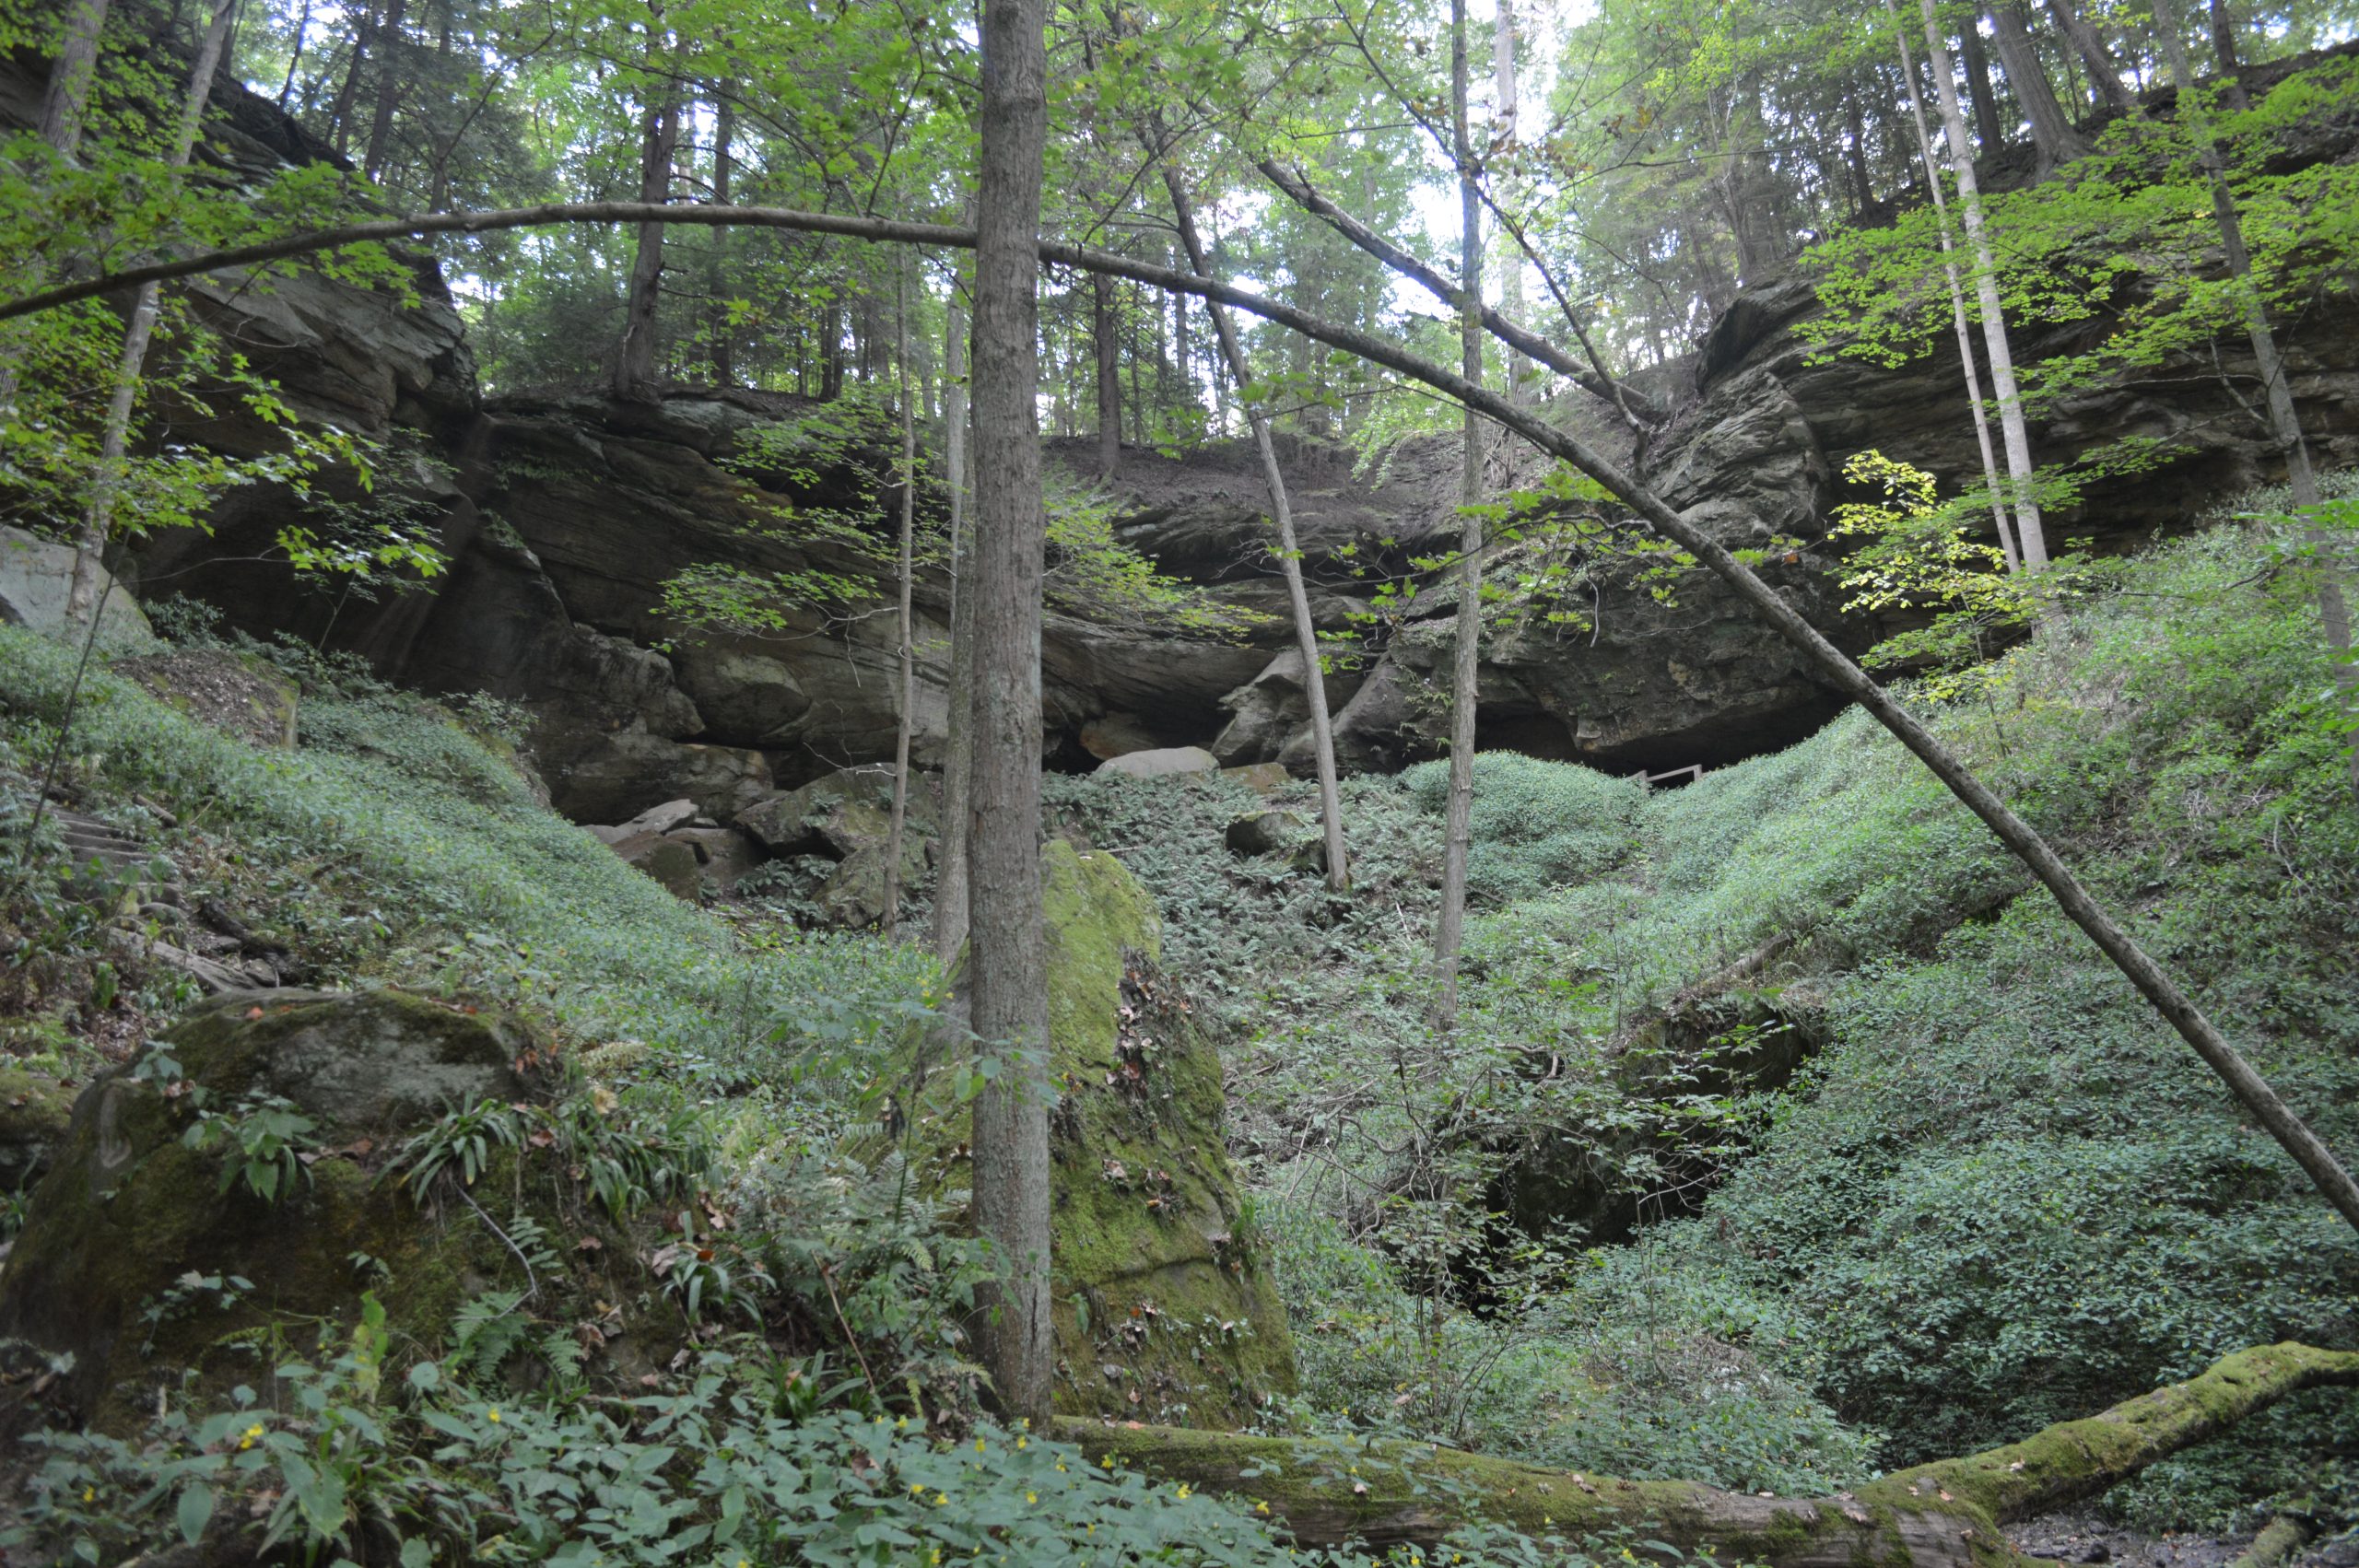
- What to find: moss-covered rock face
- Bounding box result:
[0,990,541,1431]
[0,1064,76,1192]
[911,841,1296,1428]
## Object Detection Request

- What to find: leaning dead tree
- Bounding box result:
[9,200,2359,1237]
[1063,1342,2359,1567]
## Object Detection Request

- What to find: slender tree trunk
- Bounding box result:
[1987,3,2095,172]
[884,260,919,932]
[65,0,240,627]
[1491,0,1530,406]
[39,0,111,156]
[710,88,734,388]
[2048,0,2136,111]
[1922,0,2051,569]
[1958,22,2007,154]
[933,290,974,964]
[1162,166,1351,892]
[613,45,678,403]
[1434,0,1484,1025]
[276,0,311,113]
[968,0,1053,1422]
[2147,0,2355,798]
[2209,0,2241,76]
[326,5,372,155]
[1843,89,1879,213]
[1092,272,1121,478]
[821,299,844,400]
[1892,2,2024,570]
[361,0,406,182]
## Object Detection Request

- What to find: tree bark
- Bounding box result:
[709,87,734,388]
[361,0,407,182]
[2146,0,2356,799]
[1987,3,2095,173]
[1092,270,1120,478]
[1922,0,2053,570]
[65,0,240,627]
[1491,0,1530,406]
[1433,0,1483,1026]
[1159,164,1351,893]
[2048,0,2137,111]
[1062,1343,2359,1565]
[612,64,678,403]
[25,212,2359,1233]
[968,0,1053,1422]
[932,291,974,964]
[883,258,918,935]
[2209,0,2243,81]
[1959,21,2007,153]
[39,0,111,157]
[1892,3,2024,570]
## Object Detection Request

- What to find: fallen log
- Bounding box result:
[1055,1342,2359,1568]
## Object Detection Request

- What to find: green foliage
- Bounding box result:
[6,1322,1602,1567]
[1401,753,1646,908]
[181,1091,323,1204]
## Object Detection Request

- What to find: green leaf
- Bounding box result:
[177,1483,215,1546]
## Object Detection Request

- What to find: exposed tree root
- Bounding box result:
[1054,1343,2359,1568]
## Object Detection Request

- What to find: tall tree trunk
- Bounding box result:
[1892,1,2023,570]
[1987,3,2095,173]
[2206,0,2250,107]
[1491,0,1530,405]
[1434,0,1484,1026]
[361,0,406,182]
[1843,88,1878,213]
[1092,271,1120,478]
[326,5,372,155]
[39,0,111,156]
[1958,22,2007,153]
[820,300,844,400]
[276,0,311,113]
[1162,165,1351,892]
[1921,0,2052,569]
[612,50,678,403]
[65,0,240,626]
[2147,0,2355,798]
[709,88,734,387]
[968,0,1053,1422]
[933,290,974,964]
[2048,0,2136,111]
[884,259,919,932]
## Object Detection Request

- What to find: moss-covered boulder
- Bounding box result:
[0,990,552,1430]
[0,1063,76,1192]
[908,841,1295,1427]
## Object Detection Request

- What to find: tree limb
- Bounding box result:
[1055,1343,2359,1566]
[6,200,2356,1234]
[1251,158,1667,424]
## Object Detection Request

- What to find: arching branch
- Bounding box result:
[4,200,2355,1235]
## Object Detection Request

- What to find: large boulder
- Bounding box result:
[907,842,1296,1426]
[0,528,161,655]
[0,990,545,1428]
[735,766,935,929]
[1096,745,1220,780]
[1211,649,1365,767]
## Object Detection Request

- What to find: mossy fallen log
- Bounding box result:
[1055,1342,2359,1568]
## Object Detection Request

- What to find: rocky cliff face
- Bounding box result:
[30,50,2354,820]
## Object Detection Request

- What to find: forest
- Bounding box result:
[0,0,2355,1561]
